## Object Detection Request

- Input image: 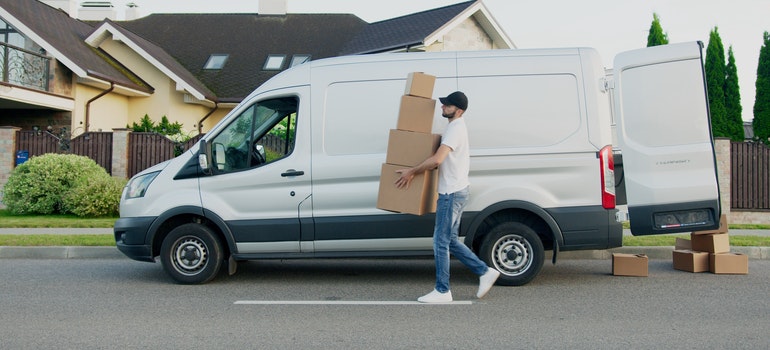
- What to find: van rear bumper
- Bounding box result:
[546,206,623,250]
[114,217,156,262]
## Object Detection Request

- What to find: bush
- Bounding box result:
[2,154,115,216]
[62,176,127,217]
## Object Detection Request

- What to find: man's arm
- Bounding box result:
[394,144,452,189]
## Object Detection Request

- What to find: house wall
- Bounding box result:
[73,84,128,135]
[425,16,493,52]
[99,40,216,135]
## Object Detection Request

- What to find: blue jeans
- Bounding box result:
[433,187,489,293]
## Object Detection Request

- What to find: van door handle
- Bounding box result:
[281,169,305,177]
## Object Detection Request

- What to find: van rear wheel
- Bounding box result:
[160,223,223,284]
[479,222,544,286]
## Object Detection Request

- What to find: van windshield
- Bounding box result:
[210,97,298,173]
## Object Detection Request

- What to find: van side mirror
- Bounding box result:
[198,139,211,174]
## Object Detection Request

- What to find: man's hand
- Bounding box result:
[395,168,415,189]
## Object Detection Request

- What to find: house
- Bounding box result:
[0,0,513,137]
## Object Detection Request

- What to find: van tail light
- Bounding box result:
[599,145,616,209]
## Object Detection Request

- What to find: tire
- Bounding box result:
[479,221,544,286]
[160,223,223,284]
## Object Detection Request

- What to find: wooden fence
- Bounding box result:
[13,131,770,211]
[15,131,112,174]
[731,141,770,210]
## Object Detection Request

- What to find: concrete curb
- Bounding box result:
[0,246,768,260]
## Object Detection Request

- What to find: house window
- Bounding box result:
[203,54,228,70]
[289,54,311,67]
[263,54,286,70]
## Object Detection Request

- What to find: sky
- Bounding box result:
[108,0,769,122]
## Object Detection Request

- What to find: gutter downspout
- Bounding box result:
[85,82,114,132]
[198,102,218,134]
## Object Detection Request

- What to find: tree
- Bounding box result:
[646,13,669,47]
[724,46,745,141]
[754,31,770,144]
[705,27,727,137]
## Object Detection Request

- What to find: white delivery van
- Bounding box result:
[114,41,720,285]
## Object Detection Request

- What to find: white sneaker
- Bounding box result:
[417,289,453,303]
[476,267,501,298]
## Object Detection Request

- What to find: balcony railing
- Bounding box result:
[1,42,50,91]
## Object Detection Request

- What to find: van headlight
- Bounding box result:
[125,171,160,199]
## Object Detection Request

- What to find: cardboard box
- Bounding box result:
[690,232,730,253]
[404,72,436,99]
[376,163,438,215]
[396,95,436,133]
[672,249,709,273]
[675,237,692,250]
[385,129,441,167]
[612,253,648,277]
[709,253,748,274]
[691,214,728,235]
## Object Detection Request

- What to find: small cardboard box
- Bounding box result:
[377,163,438,215]
[690,232,730,253]
[396,95,436,133]
[612,253,648,277]
[385,129,441,167]
[404,72,436,99]
[672,249,709,273]
[709,253,748,274]
[691,214,728,235]
[675,237,692,250]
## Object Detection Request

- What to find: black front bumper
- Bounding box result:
[114,216,156,262]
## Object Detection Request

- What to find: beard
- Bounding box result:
[441,110,455,119]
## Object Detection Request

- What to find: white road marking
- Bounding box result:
[234,300,473,305]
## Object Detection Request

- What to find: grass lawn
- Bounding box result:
[0,210,768,247]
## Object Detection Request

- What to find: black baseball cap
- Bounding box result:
[439,91,468,110]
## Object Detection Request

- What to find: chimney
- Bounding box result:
[124,2,142,20]
[40,0,78,17]
[259,0,287,15]
[78,1,116,21]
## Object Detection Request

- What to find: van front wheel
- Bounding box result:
[160,223,223,284]
[479,222,544,286]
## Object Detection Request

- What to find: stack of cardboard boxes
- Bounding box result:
[673,214,749,274]
[376,72,441,215]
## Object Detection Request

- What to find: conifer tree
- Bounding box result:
[724,46,744,141]
[646,13,669,47]
[754,31,770,144]
[706,27,727,137]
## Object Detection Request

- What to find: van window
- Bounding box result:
[210,97,298,173]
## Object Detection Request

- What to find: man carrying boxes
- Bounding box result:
[378,72,500,303]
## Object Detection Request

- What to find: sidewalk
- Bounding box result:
[0,228,768,260]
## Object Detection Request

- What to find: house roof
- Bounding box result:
[339,1,477,55]
[0,0,151,95]
[117,13,368,103]
[1,0,512,104]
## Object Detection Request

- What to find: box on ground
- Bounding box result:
[612,253,648,277]
[675,237,692,250]
[690,232,730,253]
[385,129,441,167]
[397,95,436,133]
[709,253,748,274]
[691,213,728,235]
[404,72,436,99]
[377,163,438,215]
[672,249,709,273]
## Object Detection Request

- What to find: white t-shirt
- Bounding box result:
[438,118,470,194]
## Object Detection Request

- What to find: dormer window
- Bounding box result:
[290,54,311,67]
[204,54,228,70]
[263,54,286,70]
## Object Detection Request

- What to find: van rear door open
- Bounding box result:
[613,41,721,235]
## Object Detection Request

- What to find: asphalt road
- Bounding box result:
[0,258,767,349]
